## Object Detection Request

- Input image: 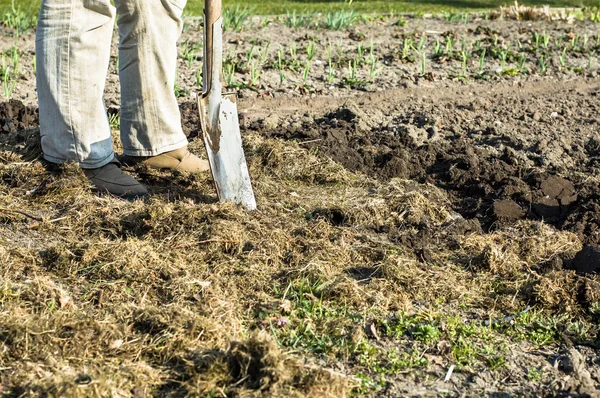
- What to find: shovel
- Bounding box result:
[198,0,257,210]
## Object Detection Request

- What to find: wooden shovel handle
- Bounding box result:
[204,0,221,91]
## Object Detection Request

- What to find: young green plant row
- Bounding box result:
[177,30,599,95]
[179,37,387,93]
[0,46,24,100]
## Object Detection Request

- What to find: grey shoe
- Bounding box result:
[83,159,148,200]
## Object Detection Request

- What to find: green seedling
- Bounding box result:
[420,51,427,75]
[533,32,541,50]
[348,59,358,80]
[559,47,567,69]
[1,50,20,99]
[250,60,261,86]
[2,65,16,99]
[417,36,427,52]
[499,50,508,73]
[326,43,336,84]
[108,113,120,130]
[181,11,191,33]
[259,17,271,29]
[277,47,286,84]
[589,7,600,22]
[401,38,414,62]
[445,37,454,58]
[478,48,486,75]
[412,323,441,344]
[336,40,344,63]
[589,51,596,69]
[181,41,199,68]
[223,5,254,32]
[461,50,469,78]
[441,11,466,23]
[325,42,334,61]
[327,58,336,84]
[277,46,285,70]
[1,0,36,35]
[487,354,506,370]
[306,41,317,62]
[460,38,467,54]
[260,41,271,63]
[542,32,551,48]
[539,55,547,74]
[343,58,366,88]
[224,62,236,87]
[502,68,519,76]
[434,39,442,56]
[324,9,359,30]
[527,368,544,382]
[357,42,365,63]
[173,84,189,98]
[284,10,314,28]
[195,68,202,89]
[518,54,527,72]
[302,61,311,83]
[367,43,383,79]
[290,43,298,69]
[245,45,256,69]
[395,16,407,27]
[7,47,20,75]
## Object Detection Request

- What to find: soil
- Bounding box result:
[2,14,600,398]
[249,78,600,249]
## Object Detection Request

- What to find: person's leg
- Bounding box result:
[36,0,116,168]
[114,0,189,157]
[36,0,148,199]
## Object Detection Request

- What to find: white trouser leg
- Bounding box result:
[36,0,116,169]
[114,0,189,157]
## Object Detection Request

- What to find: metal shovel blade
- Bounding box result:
[199,92,257,210]
[199,12,257,210]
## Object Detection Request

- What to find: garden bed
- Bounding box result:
[1,11,600,398]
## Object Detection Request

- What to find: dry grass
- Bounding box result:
[0,130,598,396]
[493,1,580,22]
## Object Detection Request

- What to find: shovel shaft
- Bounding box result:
[203,0,222,94]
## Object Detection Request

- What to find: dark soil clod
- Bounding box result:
[571,246,600,275]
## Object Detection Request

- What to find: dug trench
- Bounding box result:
[248,78,600,274]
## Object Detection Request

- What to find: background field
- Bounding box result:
[3,0,600,16]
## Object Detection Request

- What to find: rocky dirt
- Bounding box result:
[1,14,600,398]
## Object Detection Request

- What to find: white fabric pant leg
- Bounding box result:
[114,0,189,157]
[36,0,189,167]
[36,0,116,168]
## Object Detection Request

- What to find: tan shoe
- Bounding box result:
[125,146,210,173]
